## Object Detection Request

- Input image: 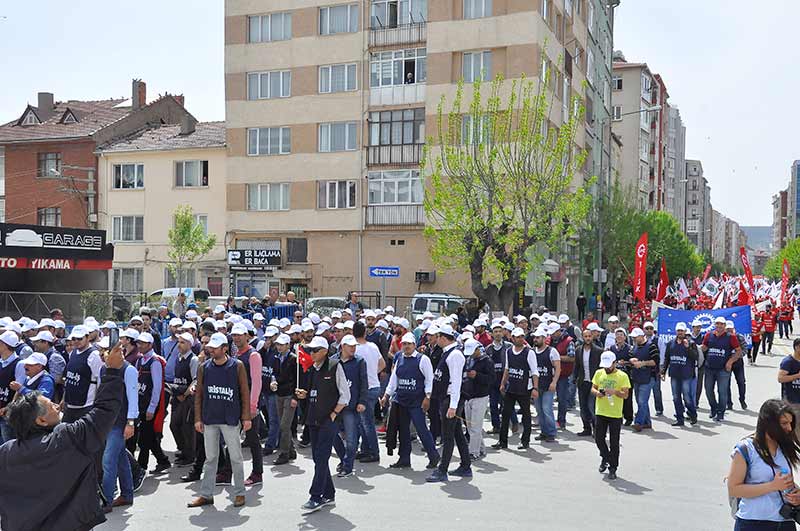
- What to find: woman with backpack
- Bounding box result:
[728,399,800,530]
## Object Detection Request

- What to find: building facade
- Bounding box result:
[224,0,591,306]
[664,106,686,230]
[773,188,789,252]
[685,159,710,253]
[789,160,800,241]
[97,121,228,296]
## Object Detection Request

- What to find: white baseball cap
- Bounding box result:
[207,332,228,349]
[185,309,199,320]
[376,319,389,329]
[120,328,139,341]
[97,336,110,349]
[308,312,321,325]
[31,330,55,343]
[675,322,688,332]
[463,338,481,356]
[253,313,265,321]
[401,332,417,344]
[532,327,549,338]
[231,324,247,335]
[316,323,331,335]
[214,305,226,314]
[438,324,455,337]
[38,318,57,329]
[503,322,515,331]
[129,316,143,324]
[331,310,342,319]
[384,306,395,313]
[726,320,735,329]
[181,321,197,331]
[308,336,329,350]
[397,318,410,330]
[54,320,66,329]
[587,322,603,332]
[422,311,434,319]
[84,321,99,333]
[136,332,154,344]
[341,334,358,346]
[69,325,89,339]
[460,331,474,342]
[289,324,303,334]
[101,320,117,330]
[599,351,617,368]
[0,330,20,348]
[214,320,227,330]
[608,315,620,323]
[301,322,315,332]
[23,352,49,366]
[714,316,727,324]
[558,314,570,324]
[629,328,645,338]
[427,325,441,335]
[169,317,183,327]
[333,322,345,331]
[343,321,355,330]
[643,321,655,329]
[511,327,526,337]
[178,332,194,343]
[691,320,703,327]
[279,318,291,328]
[363,309,376,318]
[264,326,279,337]
[275,334,290,345]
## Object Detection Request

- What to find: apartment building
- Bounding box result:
[97,120,228,296]
[773,188,789,252]
[685,159,711,253]
[710,208,726,265]
[224,0,590,302]
[788,160,800,241]
[664,106,686,230]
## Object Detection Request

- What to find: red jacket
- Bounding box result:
[762,310,777,332]
[751,320,763,341]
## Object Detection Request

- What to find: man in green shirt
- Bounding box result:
[592,351,631,480]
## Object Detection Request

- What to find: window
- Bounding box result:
[612,105,622,121]
[318,180,357,209]
[612,76,622,90]
[587,0,594,35]
[165,268,195,288]
[368,170,423,204]
[461,115,491,145]
[586,49,595,86]
[247,70,291,100]
[369,108,425,146]
[175,160,209,187]
[390,239,406,246]
[247,127,291,155]
[562,77,571,123]
[687,219,698,232]
[319,63,358,93]
[369,48,427,87]
[640,104,649,129]
[112,163,144,189]
[564,0,573,16]
[113,268,144,292]
[248,13,292,43]
[175,213,209,235]
[63,112,77,124]
[320,4,359,35]
[370,0,428,28]
[463,51,492,83]
[37,207,61,227]
[112,216,144,242]
[318,122,358,152]
[247,183,290,211]
[37,152,61,177]
[287,238,308,263]
[22,112,40,125]
[464,0,491,19]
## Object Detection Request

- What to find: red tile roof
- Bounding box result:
[98,122,226,153]
[0,98,131,143]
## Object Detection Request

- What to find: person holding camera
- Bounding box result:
[728,399,800,530]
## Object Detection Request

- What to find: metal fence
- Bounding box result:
[0,291,146,323]
[352,294,480,321]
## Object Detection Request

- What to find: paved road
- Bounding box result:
[103,334,794,530]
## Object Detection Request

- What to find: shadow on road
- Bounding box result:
[336,475,376,495]
[441,479,482,500]
[187,506,251,530]
[603,475,652,495]
[271,463,306,478]
[298,509,356,530]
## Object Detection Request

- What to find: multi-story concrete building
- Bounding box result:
[685,159,710,253]
[788,160,800,241]
[710,209,725,265]
[611,53,659,208]
[224,0,590,304]
[0,147,4,221]
[97,121,228,296]
[651,74,668,211]
[664,106,686,230]
[773,188,789,252]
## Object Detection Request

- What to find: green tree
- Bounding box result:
[639,211,704,281]
[765,238,800,279]
[167,205,216,287]
[423,69,592,311]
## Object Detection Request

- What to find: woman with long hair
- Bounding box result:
[728,399,800,530]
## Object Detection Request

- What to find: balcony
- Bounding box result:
[366,204,424,226]
[370,83,426,106]
[369,22,426,47]
[367,144,423,166]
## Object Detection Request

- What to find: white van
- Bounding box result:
[408,293,469,319]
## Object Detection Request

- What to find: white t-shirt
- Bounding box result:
[356,341,383,389]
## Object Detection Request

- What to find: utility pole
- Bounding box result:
[50,164,97,229]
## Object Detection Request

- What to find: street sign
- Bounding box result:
[369,266,400,278]
[227,249,281,271]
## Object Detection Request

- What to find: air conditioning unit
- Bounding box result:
[415,271,435,283]
[88,214,98,223]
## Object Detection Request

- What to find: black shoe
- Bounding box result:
[273,454,290,465]
[608,469,617,480]
[262,448,275,456]
[298,440,310,449]
[599,460,608,473]
[534,434,547,441]
[355,451,368,460]
[517,443,529,450]
[289,450,297,460]
[740,400,748,410]
[426,456,440,469]
[389,460,411,469]
[491,442,507,449]
[623,420,633,426]
[726,404,733,411]
[359,455,380,463]
[655,411,663,416]
[689,416,698,425]
[151,462,171,475]
[387,448,394,456]
[133,468,147,493]
[671,420,685,427]
[577,430,593,437]
[180,472,201,483]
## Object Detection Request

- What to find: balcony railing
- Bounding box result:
[370,83,426,106]
[369,22,426,47]
[367,144,423,166]
[366,204,424,226]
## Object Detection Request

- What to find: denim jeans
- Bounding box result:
[535,390,557,437]
[309,419,338,502]
[634,378,654,426]
[102,426,133,503]
[263,394,280,451]
[397,404,439,463]
[0,417,13,445]
[358,387,381,457]
[567,374,577,409]
[670,377,697,422]
[332,409,360,473]
[556,378,570,424]
[652,373,664,414]
[199,423,245,499]
[705,367,732,419]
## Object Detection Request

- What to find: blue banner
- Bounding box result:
[656,305,753,348]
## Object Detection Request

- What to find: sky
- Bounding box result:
[0,0,794,226]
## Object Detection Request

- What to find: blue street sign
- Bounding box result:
[369,266,400,278]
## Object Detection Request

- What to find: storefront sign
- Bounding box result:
[0,223,113,269]
[227,249,281,271]
[0,257,112,270]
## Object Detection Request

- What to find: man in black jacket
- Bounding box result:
[273,333,299,466]
[461,338,494,460]
[574,329,604,436]
[0,344,125,531]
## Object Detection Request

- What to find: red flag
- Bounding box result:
[633,233,648,303]
[297,345,314,372]
[702,264,712,283]
[737,279,749,306]
[782,259,791,303]
[740,247,756,296]
[655,258,668,301]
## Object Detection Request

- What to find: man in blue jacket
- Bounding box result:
[0,344,125,530]
[332,334,367,478]
[10,352,55,400]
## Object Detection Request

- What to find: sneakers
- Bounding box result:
[262,447,275,456]
[321,498,336,509]
[180,471,201,483]
[301,498,331,514]
[337,469,354,478]
[491,442,507,449]
[517,443,530,450]
[273,454,290,465]
[388,460,411,469]
[608,469,618,480]
[689,416,698,426]
[151,462,171,475]
[133,468,147,492]
[215,473,232,486]
[425,469,448,483]
[359,454,380,463]
[576,430,593,437]
[450,466,472,478]
[671,420,685,427]
[244,474,262,486]
[376,425,387,434]
[599,460,608,473]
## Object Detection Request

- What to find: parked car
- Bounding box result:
[408,293,470,319]
[305,296,348,316]
[147,288,210,309]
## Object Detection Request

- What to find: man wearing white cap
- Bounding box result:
[629,328,659,431]
[380,332,439,470]
[663,323,699,426]
[641,321,664,417]
[591,351,630,480]
[169,333,200,466]
[724,321,748,412]
[353,321,385,464]
[272,334,299,466]
[31,330,66,403]
[132,332,170,474]
[603,316,621,350]
[700,316,742,422]
[461,338,494,459]
[188,333,251,509]
[10,352,55,400]
[531,327,561,442]
[493,327,539,450]
[485,321,516,435]
[162,317,185,387]
[62,326,104,423]
[0,330,26,443]
[231,323,264,486]
[331,334,368,477]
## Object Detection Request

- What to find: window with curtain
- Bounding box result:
[319,4,359,35]
[463,51,492,82]
[319,63,357,93]
[464,0,491,19]
[248,13,292,42]
[319,122,358,152]
[368,108,425,146]
[247,70,291,99]
[111,216,144,241]
[113,164,145,189]
[175,161,209,187]
[247,183,290,211]
[113,268,144,292]
[247,127,291,155]
[318,180,357,209]
[367,170,423,205]
[369,48,427,87]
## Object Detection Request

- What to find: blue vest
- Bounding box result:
[705,332,735,370]
[506,346,532,395]
[261,348,278,394]
[137,355,159,412]
[64,348,95,407]
[394,354,425,408]
[174,353,194,387]
[339,356,363,410]
[631,341,654,385]
[0,358,19,407]
[432,345,456,400]
[486,342,508,376]
[667,340,694,380]
[202,357,242,426]
[535,346,556,391]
